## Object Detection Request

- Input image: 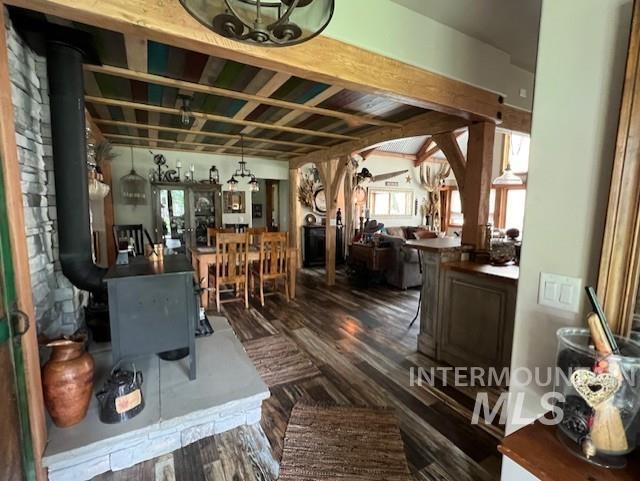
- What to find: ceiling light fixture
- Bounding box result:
[227,135,260,192]
[179,0,334,47]
[178,95,193,127]
[493,163,523,186]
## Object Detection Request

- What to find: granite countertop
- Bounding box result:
[404,237,462,252]
[443,260,519,283]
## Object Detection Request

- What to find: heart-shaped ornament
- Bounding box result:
[570,369,620,408]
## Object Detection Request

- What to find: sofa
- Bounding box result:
[379,226,437,290]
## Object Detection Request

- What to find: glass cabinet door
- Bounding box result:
[153,186,187,252]
[189,187,221,246]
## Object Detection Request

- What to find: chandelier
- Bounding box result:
[227,135,260,192]
[179,0,335,47]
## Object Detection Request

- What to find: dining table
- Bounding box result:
[188,244,299,310]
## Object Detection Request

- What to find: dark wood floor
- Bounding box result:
[93,269,503,481]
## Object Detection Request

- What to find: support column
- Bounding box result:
[288,167,301,266]
[462,122,495,247]
[317,157,348,286]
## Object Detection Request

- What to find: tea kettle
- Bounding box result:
[96,367,145,424]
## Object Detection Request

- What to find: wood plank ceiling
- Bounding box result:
[36,15,436,162]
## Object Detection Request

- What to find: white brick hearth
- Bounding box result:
[43,317,269,481]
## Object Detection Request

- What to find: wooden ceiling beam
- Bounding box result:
[85,95,360,140]
[124,35,148,73]
[110,142,286,160]
[250,85,343,151]
[290,111,469,168]
[93,119,324,150]
[416,137,434,159]
[214,71,291,153]
[432,131,467,192]
[84,64,398,128]
[500,104,532,134]
[6,0,504,121]
[415,130,465,165]
[103,133,296,158]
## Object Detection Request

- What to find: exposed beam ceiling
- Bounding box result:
[105,134,296,159]
[4,0,508,120]
[291,112,469,168]
[85,96,361,140]
[84,64,398,128]
[94,119,325,150]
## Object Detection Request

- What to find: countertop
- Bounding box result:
[105,254,194,280]
[499,418,640,481]
[404,237,462,252]
[443,261,519,283]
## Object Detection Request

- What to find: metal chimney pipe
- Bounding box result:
[47,40,106,292]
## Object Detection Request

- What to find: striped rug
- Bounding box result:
[278,403,412,481]
[242,334,321,388]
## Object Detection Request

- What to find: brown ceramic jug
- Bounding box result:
[42,335,95,428]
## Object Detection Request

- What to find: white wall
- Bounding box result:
[326,0,535,110]
[110,146,289,231]
[504,0,632,455]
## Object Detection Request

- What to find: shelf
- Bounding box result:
[499,419,640,481]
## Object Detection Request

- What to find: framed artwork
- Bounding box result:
[252,203,263,218]
[223,191,246,213]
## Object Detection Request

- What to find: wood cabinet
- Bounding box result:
[417,249,461,358]
[303,225,344,268]
[438,267,517,370]
[151,182,222,250]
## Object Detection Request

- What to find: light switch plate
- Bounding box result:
[538,272,582,313]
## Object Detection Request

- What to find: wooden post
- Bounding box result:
[316,158,349,286]
[462,122,495,247]
[343,158,355,259]
[288,167,301,266]
[0,6,46,479]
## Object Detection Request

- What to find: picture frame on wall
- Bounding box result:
[223,191,246,213]
[252,203,263,218]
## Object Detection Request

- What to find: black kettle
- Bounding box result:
[96,367,145,424]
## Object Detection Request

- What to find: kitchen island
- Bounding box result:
[406,238,519,371]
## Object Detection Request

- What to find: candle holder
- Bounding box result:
[555,328,640,468]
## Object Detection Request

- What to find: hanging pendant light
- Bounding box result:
[178,95,193,127]
[249,175,260,192]
[179,0,334,47]
[120,147,148,205]
[493,163,523,186]
[228,135,260,191]
[227,175,239,191]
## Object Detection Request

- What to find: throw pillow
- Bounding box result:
[386,227,405,238]
[414,229,438,240]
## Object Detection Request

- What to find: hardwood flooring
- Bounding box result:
[91,269,503,481]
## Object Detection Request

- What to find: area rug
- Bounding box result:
[243,334,321,388]
[278,403,412,481]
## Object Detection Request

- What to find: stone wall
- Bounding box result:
[6,12,85,337]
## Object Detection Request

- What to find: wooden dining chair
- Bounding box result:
[247,227,267,246]
[113,224,144,255]
[212,232,250,312]
[207,227,234,247]
[251,232,289,307]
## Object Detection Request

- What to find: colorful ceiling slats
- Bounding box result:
[56,15,433,158]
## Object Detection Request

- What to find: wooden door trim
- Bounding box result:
[0,5,46,479]
[597,0,640,336]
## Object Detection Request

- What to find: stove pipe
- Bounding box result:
[47,40,107,292]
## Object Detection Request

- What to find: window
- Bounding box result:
[448,188,496,227]
[505,133,530,174]
[369,188,414,217]
[504,189,527,232]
